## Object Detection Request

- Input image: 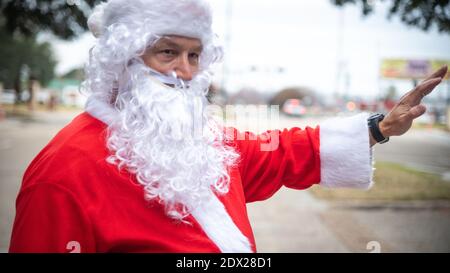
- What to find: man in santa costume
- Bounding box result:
[9,0,447,253]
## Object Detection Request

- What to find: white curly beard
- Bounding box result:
[105,61,239,222]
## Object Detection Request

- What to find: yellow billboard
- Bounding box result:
[381,59,450,79]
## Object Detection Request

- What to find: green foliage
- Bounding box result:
[0,25,56,89]
[331,0,450,33]
[0,0,102,100]
[0,0,101,39]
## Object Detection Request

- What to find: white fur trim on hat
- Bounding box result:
[87,0,214,45]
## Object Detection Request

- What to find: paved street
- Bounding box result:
[375,129,450,180]
[1,111,449,252]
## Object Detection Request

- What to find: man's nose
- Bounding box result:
[174,54,194,81]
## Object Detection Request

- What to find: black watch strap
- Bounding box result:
[368,113,389,144]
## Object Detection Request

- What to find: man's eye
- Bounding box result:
[189,53,199,60]
[161,49,176,56]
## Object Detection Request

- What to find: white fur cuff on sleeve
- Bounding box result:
[319,113,374,189]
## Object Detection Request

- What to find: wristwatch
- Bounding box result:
[367,113,389,144]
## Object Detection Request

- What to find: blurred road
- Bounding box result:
[1,111,449,252]
[375,129,450,180]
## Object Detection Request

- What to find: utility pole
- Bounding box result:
[334,7,345,103]
[220,0,233,95]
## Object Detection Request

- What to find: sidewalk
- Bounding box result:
[248,188,450,252]
[247,188,350,252]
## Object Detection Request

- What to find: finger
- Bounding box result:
[414,77,442,98]
[399,66,447,102]
[402,77,442,105]
[398,90,411,102]
[407,104,427,120]
[423,65,448,82]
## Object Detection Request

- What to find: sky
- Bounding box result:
[49,0,450,100]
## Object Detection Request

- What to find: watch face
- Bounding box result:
[370,113,384,121]
[369,113,384,122]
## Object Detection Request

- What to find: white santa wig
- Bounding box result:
[84,0,223,104]
[82,0,239,222]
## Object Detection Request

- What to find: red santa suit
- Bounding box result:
[9,98,374,253]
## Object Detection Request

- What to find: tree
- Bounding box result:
[0,25,56,103]
[0,0,101,39]
[0,0,101,103]
[331,0,450,34]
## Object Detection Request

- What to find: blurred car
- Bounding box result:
[282,98,307,116]
[1,89,16,104]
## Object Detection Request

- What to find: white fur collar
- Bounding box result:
[85,96,119,125]
[84,97,253,253]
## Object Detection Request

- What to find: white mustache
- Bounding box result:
[147,67,190,89]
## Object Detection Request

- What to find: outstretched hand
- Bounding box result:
[378,65,448,138]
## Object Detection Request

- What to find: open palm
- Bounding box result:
[380,66,448,137]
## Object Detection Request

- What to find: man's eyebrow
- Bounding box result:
[154,39,181,49]
[154,39,202,52]
[193,45,203,52]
